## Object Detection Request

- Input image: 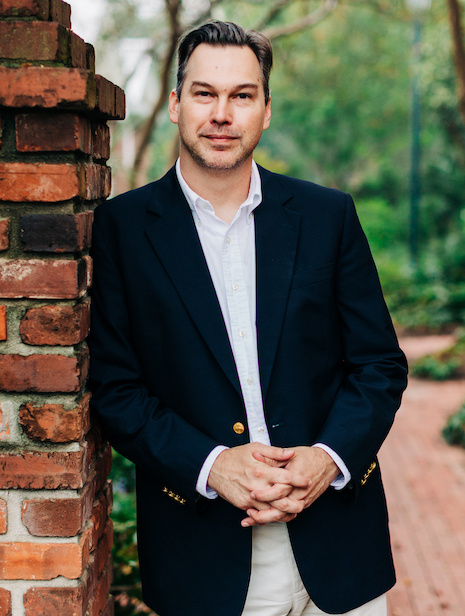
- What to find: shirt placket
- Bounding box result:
[222,220,270,446]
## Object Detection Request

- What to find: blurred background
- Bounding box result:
[67,1,465,614]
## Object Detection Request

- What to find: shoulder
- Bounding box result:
[258,166,351,213]
[94,166,178,223]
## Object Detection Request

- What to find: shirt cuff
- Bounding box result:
[312,443,351,490]
[196,445,229,499]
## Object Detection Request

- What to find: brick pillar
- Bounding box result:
[0,2,125,615]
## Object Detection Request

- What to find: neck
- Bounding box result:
[179,156,253,224]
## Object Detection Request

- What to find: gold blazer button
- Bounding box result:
[233,422,245,434]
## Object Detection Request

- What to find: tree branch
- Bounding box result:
[446,0,465,127]
[130,0,182,188]
[261,0,338,40]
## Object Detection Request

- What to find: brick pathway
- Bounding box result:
[382,336,465,616]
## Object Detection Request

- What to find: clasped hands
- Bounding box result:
[207,443,339,527]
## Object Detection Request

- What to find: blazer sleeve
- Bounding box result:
[88,204,219,503]
[314,194,408,485]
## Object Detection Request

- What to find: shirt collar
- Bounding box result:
[175,158,262,224]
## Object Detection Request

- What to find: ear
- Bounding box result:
[263,97,271,131]
[168,89,180,125]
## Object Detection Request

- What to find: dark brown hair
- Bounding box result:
[176,21,273,105]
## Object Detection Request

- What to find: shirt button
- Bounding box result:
[232,283,239,291]
[257,426,265,434]
[239,330,246,338]
[226,237,231,244]
[247,378,253,385]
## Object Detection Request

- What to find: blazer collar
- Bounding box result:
[144,166,301,399]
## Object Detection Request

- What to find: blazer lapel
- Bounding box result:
[144,168,241,395]
[255,168,301,398]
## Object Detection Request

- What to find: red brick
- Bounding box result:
[0,537,89,580]
[21,212,93,253]
[86,43,95,73]
[0,117,2,151]
[22,495,87,537]
[0,220,9,252]
[0,66,96,111]
[69,30,86,68]
[0,306,6,341]
[0,402,10,441]
[16,113,91,153]
[115,85,126,120]
[0,447,90,489]
[0,22,84,66]
[0,162,79,202]
[19,393,91,442]
[89,560,113,616]
[0,0,49,19]
[51,0,71,27]
[20,300,90,346]
[0,587,11,616]
[0,259,86,299]
[0,499,6,534]
[0,352,87,393]
[24,585,85,616]
[92,122,110,161]
[83,164,111,200]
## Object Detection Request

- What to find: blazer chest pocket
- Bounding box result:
[290,263,334,290]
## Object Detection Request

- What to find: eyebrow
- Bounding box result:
[190,81,259,91]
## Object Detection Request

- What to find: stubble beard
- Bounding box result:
[179,133,255,172]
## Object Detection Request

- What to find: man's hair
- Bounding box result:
[176,21,273,105]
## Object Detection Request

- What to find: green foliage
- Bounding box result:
[443,404,465,448]
[410,332,465,380]
[411,355,461,381]
[110,451,156,616]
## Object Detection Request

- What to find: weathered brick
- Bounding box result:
[19,393,91,442]
[86,42,95,73]
[89,559,113,616]
[115,85,126,120]
[0,402,11,441]
[84,164,111,200]
[0,66,96,111]
[0,537,89,580]
[49,0,71,29]
[21,212,93,253]
[0,117,2,151]
[0,162,79,202]
[24,585,85,616]
[22,496,82,537]
[92,122,110,161]
[23,549,111,616]
[0,587,11,616]
[0,352,88,393]
[0,305,6,341]
[0,0,49,19]
[0,499,6,534]
[0,220,9,252]
[0,447,90,489]
[16,113,91,154]
[0,259,86,299]
[20,300,90,345]
[0,22,85,67]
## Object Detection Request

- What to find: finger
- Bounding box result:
[252,451,288,468]
[268,497,305,514]
[254,445,295,462]
[251,483,292,502]
[245,507,297,525]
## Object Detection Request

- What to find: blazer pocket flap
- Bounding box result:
[291,263,334,289]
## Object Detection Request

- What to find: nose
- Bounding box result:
[211,95,232,125]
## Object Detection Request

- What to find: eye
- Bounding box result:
[196,91,212,97]
[236,92,252,100]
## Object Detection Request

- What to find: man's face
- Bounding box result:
[169,44,271,172]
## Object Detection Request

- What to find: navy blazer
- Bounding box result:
[89,165,408,616]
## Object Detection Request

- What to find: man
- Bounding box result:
[89,21,408,616]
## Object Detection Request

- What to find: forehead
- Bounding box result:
[184,44,263,90]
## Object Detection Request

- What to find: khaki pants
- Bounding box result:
[242,523,387,616]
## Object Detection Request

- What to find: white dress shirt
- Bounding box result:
[175,159,350,498]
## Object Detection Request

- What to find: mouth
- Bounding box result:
[201,134,239,142]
